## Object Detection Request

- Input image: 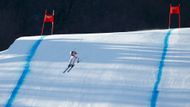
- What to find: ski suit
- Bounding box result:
[68,55,79,68]
[63,51,79,73]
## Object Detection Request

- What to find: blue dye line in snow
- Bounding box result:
[150,30,172,107]
[5,36,45,107]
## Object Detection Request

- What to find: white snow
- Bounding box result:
[0,28,190,107]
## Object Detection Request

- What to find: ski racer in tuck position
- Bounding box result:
[63,51,79,73]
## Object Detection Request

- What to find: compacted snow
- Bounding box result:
[0,28,190,107]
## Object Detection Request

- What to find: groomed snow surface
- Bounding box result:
[0,28,190,107]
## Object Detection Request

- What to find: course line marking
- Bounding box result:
[150,30,172,107]
[5,36,45,107]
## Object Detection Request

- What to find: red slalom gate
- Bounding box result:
[41,10,55,35]
[169,4,181,28]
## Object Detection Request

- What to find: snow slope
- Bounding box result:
[0,28,190,107]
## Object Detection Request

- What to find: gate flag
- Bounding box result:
[41,10,55,35]
[170,5,180,14]
[44,13,54,23]
[169,4,181,28]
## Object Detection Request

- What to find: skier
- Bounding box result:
[63,51,79,73]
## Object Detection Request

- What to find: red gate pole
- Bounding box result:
[51,10,55,35]
[178,4,181,28]
[41,10,54,35]
[41,10,47,35]
[169,4,171,29]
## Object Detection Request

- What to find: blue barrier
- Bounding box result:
[5,36,45,107]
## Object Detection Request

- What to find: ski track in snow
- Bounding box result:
[0,29,190,107]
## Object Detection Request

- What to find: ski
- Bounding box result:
[63,67,74,73]
[67,67,73,73]
[63,67,70,73]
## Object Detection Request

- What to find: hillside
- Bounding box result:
[0,29,190,107]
